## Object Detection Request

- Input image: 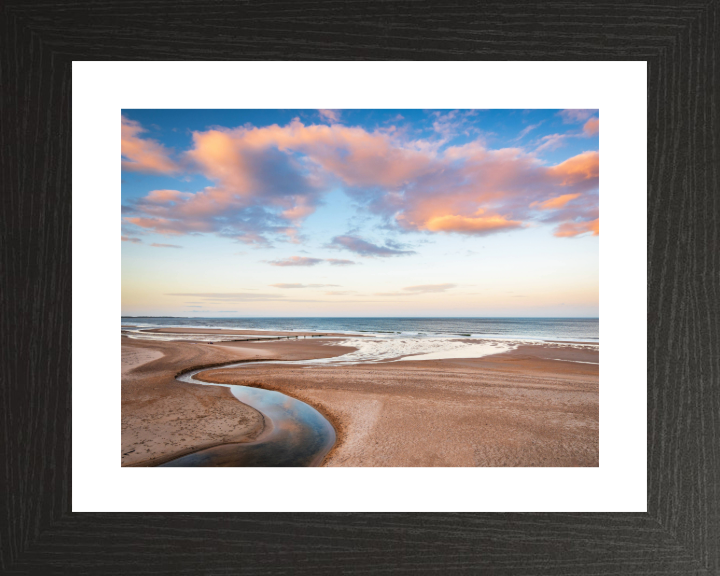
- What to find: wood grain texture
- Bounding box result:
[1,1,718,574]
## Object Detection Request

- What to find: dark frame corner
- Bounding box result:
[1,1,718,574]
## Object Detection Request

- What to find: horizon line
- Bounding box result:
[121,315,599,319]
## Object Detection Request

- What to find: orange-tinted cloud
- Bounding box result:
[422,214,522,235]
[123,119,599,242]
[553,218,599,238]
[583,117,599,136]
[121,116,179,174]
[547,151,599,185]
[531,193,581,210]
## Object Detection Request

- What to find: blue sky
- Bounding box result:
[121,109,599,317]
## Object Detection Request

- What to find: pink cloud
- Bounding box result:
[547,151,599,184]
[268,256,324,267]
[121,116,179,174]
[151,243,183,248]
[553,218,599,238]
[121,236,142,243]
[559,109,597,123]
[535,133,568,152]
[124,119,599,242]
[583,117,599,136]
[318,109,341,123]
[422,214,522,235]
[531,193,581,210]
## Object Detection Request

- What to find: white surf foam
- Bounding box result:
[320,338,514,364]
[321,337,598,364]
[399,341,514,361]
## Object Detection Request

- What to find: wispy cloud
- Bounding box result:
[121,236,142,244]
[327,235,416,257]
[326,258,357,266]
[167,292,285,300]
[165,291,384,304]
[558,109,596,123]
[403,283,457,293]
[318,109,341,123]
[183,309,240,314]
[516,121,544,139]
[269,283,340,288]
[374,283,459,296]
[267,256,324,267]
[151,243,183,249]
[267,256,359,267]
[430,109,481,141]
[535,115,598,152]
[535,133,569,152]
[166,292,321,303]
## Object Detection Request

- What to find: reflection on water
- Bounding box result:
[161,364,335,467]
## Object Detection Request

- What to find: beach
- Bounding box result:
[122,328,598,467]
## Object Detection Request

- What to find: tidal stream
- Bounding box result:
[160,362,336,467]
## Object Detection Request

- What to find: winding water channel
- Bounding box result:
[160,362,336,467]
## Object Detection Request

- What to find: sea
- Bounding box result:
[121,317,598,343]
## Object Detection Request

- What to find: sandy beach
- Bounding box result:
[122,331,598,467]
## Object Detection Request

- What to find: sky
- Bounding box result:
[121,109,599,317]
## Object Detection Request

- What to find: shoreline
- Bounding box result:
[124,326,599,345]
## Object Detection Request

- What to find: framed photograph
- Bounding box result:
[4,2,718,574]
[117,106,603,472]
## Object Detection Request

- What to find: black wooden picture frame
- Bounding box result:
[2,2,718,574]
